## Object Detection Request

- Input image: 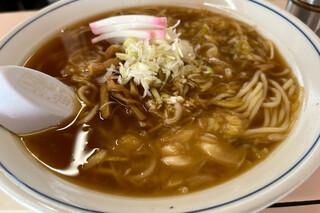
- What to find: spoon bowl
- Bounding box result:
[0,65,80,135]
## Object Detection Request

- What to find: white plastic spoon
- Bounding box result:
[0,65,80,135]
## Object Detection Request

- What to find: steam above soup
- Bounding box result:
[21,6,303,196]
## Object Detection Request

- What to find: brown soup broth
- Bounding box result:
[21,6,302,197]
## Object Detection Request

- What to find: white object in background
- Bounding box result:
[0,65,79,135]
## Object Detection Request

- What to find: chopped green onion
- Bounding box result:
[207,117,218,132]
[158,69,165,81]
[207,67,214,74]
[151,87,163,104]
[116,53,128,60]
[160,92,171,98]
[242,142,261,159]
[123,37,137,48]
[200,24,210,36]
[116,31,196,98]
[182,84,189,97]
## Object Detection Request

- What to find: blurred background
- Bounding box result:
[0,0,59,11]
[0,0,286,12]
[0,0,285,12]
[0,0,318,36]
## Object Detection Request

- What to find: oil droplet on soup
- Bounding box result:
[21,6,303,197]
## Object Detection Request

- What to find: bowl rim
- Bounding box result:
[1,0,320,212]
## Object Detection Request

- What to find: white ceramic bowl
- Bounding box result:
[1,0,320,212]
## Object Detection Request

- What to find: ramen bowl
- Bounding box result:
[1,0,320,212]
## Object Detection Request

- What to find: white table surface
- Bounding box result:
[1,1,320,212]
